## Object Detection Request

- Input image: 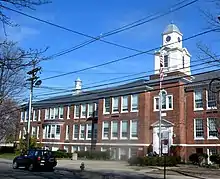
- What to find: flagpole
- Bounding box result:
[159,52,164,157]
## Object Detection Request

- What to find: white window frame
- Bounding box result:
[111,121,118,139]
[38,110,41,121]
[194,90,203,111]
[20,111,24,122]
[67,106,70,119]
[206,90,217,110]
[59,107,64,119]
[131,94,138,112]
[33,110,36,121]
[103,98,110,114]
[120,120,128,139]
[80,104,86,118]
[24,111,27,122]
[43,124,61,140]
[93,123,97,139]
[50,108,55,119]
[45,109,49,120]
[54,107,59,119]
[94,103,98,117]
[121,96,128,113]
[74,105,80,118]
[19,130,22,139]
[72,124,79,140]
[87,104,93,117]
[194,118,204,140]
[31,126,37,137]
[207,118,218,140]
[86,123,92,140]
[112,97,119,113]
[102,121,109,140]
[37,126,40,139]
[153,94,173,111]
[79,124,85,140]
[130,120,138,140]
[65,125,69,140]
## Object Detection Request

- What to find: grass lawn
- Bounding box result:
[0,153,16,160]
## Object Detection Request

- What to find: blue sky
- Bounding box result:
[1,0,220,100]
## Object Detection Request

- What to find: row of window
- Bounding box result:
[103,94,138,114]
[20,126,40,139]
[66,123,97,140]
[194,118,219,140]
[102,120,138,140]
[194,90,218,110]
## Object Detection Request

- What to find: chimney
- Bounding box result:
[75,77,82,95]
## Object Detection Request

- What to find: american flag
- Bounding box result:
[159,54,164,82]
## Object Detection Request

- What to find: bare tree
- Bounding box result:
[0,0,50,27]
[0,40,47,142]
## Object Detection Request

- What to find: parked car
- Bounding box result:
[12,149,57,171]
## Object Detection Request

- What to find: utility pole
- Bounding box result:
[26,63,41,150]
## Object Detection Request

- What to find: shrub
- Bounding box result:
[189,153,208,165]
[210,154,220,164]
[128,156,178,166]
[0,146,15,154]
[53,150,68,158]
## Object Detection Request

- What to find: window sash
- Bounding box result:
[112,97,119,112]
[59,107,64,119]
[54,108,59,118]
[208,118,218,138]
[65,125,69,140]
[131,120,138,138]
[88,104,93,117]
[80,125,85,139]
[81,105,86,118]
[207,91,217,108]
[38,110,41,121]
[104,98,110,113]
[87,124,92,139]
[121,121,128,138]
[103,122,109,138]
[94,123,97,139]
[131,94,138,111]
[194,91,203,109]
[195,119,204,138]
[164,55,168,67]
[67,106,70,119]
[50,108,55,119]
[74,105,80,118]
[122,96,128,111]
[111,121,118,138]
[73,124,79,139]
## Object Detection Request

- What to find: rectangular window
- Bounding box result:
[45,109,49,120]
[120,121,128,139]
[88,104,93,117]
[94,103,98,117]
[21,111,24,122]
[86,124,92,140]
[130,120,138,139]
[112,97,119,113]
[154,95,173,111]
[59,107,64,119]
[194,118,204,139]
[31,126,37,137]
[67,106,70,119]
[51,125,55,138]
[131,94,138,111]
[50,108,55,119]
[182,56,185,68]
[65,125,69,140]
[81,104,86,118]
[73,124,79,139]
[74,105,80,118]
[164,55,168,67]
[168,95,173,109]
[194,90,203,110]
[54,108,59,118]
[154,97,159,110]
[38,110,41,121]
[37,126,40,139]
[121,96,128,112]
[102,121,109,139]
[207,90,217,109]
[104,98,110,114]
[33,110,37,121]
[111,121,118,139]
[94,123,97,139]
[79,124,85,139]
[208,118,218,139]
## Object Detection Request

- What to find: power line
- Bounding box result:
[35,60,218,97]
[33,69,220,105]
[36,55,220,92]
[0,0,199,59]
[41,28,219,81]
[46,0,199,59]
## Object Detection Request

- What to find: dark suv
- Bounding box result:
[12,149,57,171]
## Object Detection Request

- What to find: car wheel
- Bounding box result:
[12,161,18,169]
[28,163,34,171]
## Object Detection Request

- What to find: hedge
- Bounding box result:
[189,153,208,165]
[128,156,180,166]
[210,154,220,164]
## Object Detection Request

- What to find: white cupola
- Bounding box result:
[75,77,82,95]
[154,23,191,76]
